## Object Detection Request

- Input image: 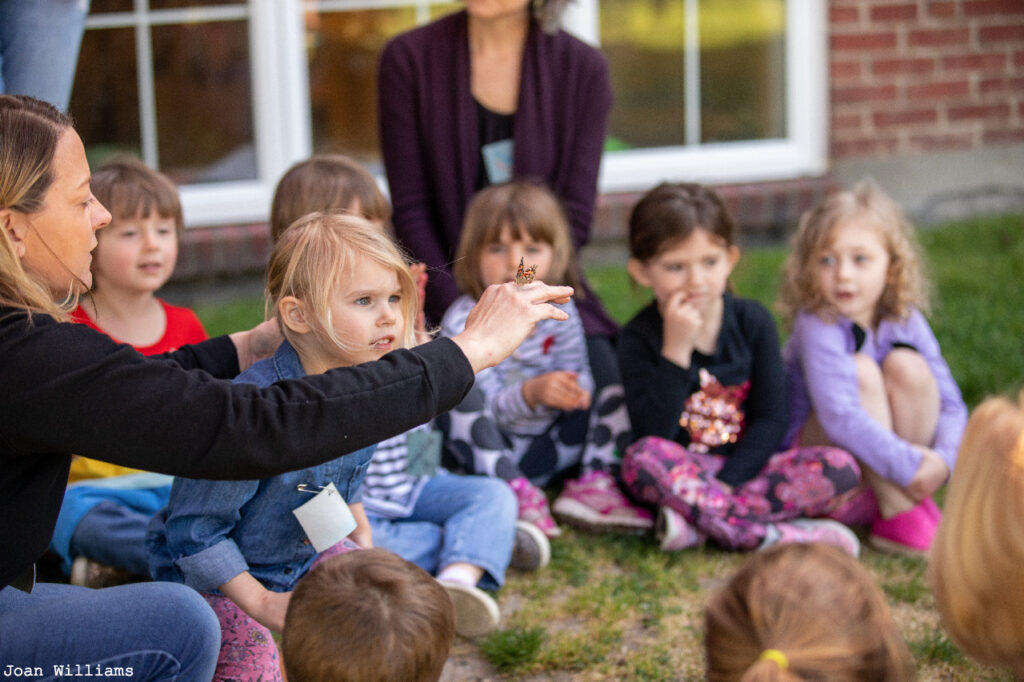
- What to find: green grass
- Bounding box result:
[192,213,1023,680]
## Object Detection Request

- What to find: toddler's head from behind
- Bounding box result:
[779,180,928,329]
[931,390,1024,679]
[89,157,183,294]
[270,154,390,243]
[266,212,418,369]
[705,542,914,682]
[282,548,455,682]
[453,180,578,298]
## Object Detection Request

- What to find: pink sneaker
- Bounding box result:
[762,518,861,557]
[869,499,938,556]
[552,471,654,534]
[509,477,561,538]
[656,506,703,551]
[826,486,879,526]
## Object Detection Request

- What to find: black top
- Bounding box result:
[618,293,788,487]
[0,309,473,590]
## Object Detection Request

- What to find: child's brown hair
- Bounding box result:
[282,548,455,682]
[452,180,580,299]
[705,543,914,682]
[930,390,1024,680]
[778,180,929,330]
[91,156,184,238]
[270,154,390,242]
[627,181,737,262]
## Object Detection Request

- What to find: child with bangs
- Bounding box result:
[148,214,424,680]
[50,157,207,587]
[440,181,650,540]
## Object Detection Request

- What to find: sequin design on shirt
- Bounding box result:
[680,368,750,452]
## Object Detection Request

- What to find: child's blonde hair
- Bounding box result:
[266,212,417,356]
[91,157,184,238]
[282,548,455,682]
[452,181,580,299]
[270,154,390,243]
[705,543,915,682]
[930,390,1024,679]
[778,180,929,330]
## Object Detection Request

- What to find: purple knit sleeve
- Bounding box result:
[791,312,922,486]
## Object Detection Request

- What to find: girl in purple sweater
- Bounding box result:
[619,183,861,555]
[779,181,967,555]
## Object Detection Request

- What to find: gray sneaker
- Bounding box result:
[510,520,550,571]
[439,580,501,638]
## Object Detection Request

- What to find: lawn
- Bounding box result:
[193,213,1023,681]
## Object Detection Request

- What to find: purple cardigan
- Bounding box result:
[377,10,617,336]
[782,309,967,486]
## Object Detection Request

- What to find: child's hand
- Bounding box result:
[219,571,292,633]
[523,371,592,411]
[905,446,950,501]
[660,290,703,368]
[348,502,374,548]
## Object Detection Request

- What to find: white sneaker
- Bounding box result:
[510,520,551,571]
[439,580,500,638]
[761,518,861,557]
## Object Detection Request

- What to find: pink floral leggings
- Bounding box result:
[202,538,360,682]
[622,436,861,551]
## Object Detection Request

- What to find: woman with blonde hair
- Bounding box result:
[705,542,915,681]
[0,93,572,678]
[931,391,1024,680]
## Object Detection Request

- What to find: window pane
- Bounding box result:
[150,0,246,8]
[71,26,141,165]
[600,0,786,150]
[306,4,459,169]
[152,20,256,184]
[600,0,687,150]
[699,0,785,143]
[90,0,133,12]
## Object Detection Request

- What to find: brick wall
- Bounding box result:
[830,0,1024,159]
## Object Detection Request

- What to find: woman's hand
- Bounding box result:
[219,571,292,633]
[523,371,592,411]
[905,446,949,501]
[452,281,574,373]
[229,318,283,372]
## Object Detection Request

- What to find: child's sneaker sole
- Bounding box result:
[439,581,500,639]
[552,496,653,535]
[511,520,550,571]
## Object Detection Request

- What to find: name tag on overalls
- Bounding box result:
[292,482,357,552]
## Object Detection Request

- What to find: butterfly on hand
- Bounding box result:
[515,257,538,286]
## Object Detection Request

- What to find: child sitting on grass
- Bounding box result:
[931,390,1024,680]
[282,548,455,682]
[705,542,915,681]
[50,157,207,587]
[778,181,967,555]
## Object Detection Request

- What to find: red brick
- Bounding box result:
[983,129,1024,145]
[909,28,971,48]
[947,103,1012,121]
[830,5,860,23]
[870,3,918,21]
[908,133,976,152]
[873,108,939,128]
[926,1,959,19]
[831,59,863,80]
[1014,50,1024,69]
[979,25,1024,43]
[963,0,1024,16]
[831,32,898,51]
[831,137,900,160]
[979,76,1024,95]
[942,53,1007,71]
[872,57,936,77]
[832,112,864,130]
[832,84,900,104]
[906,80,971,99]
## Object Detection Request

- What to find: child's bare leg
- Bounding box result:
[882,348,940,451]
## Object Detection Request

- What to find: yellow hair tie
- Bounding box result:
[759,649,788,669]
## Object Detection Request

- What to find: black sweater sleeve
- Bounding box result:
[0,311,474,589]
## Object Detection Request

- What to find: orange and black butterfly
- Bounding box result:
[515,257,538,286]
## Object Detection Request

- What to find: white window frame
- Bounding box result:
[84,0,824,227]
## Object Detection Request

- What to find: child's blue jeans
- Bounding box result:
[368,473,516,590]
